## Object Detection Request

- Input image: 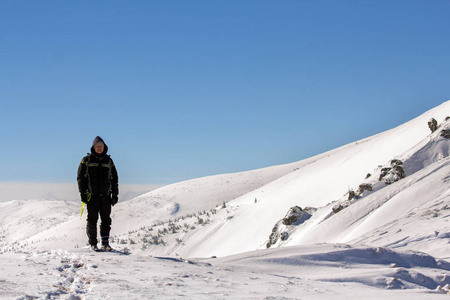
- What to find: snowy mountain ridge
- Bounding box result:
[133,100,450,259]
[1,101,450,298]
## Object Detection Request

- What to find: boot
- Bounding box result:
[102,244,113,251]
[101,231,110,249]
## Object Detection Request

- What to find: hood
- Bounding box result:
[90,136,108,157]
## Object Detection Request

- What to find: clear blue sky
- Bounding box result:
[1,1,449,185]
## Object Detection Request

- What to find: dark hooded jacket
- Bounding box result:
[77,137,119,197]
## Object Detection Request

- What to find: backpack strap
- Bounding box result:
[105,155,113,195]
[84,153,93,195]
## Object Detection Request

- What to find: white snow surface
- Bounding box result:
[2,101,450,299]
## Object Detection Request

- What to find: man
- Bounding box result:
[77,136,119,251]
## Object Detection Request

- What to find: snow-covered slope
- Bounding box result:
[100,101,450,259]
[111,159,316,234]
[1,101,450,298]
[155,101,450,258]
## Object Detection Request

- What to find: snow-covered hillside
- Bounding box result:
[108,100,450,260]
[1,101,450,299]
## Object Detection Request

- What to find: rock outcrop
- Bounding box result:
[429,118,438,133]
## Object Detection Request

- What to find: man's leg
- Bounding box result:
[99,195,112,247]
[86,198,100,246]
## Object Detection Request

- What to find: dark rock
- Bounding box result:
[269,225,280,241]
[333,204,344,214]
[348,190,356,200]
[359,183,373,192]
[282,206,303,225]
[441,128,450,139]
[379,167,392,181]
[280,232,289,241]
[383,165,406,184]
[267,206,313,248]
[428,118,438,133]
[390,159,403,167]
[267,225,280,248]
[393,165,405,178]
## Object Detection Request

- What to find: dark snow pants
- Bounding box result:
[86,194,112,246]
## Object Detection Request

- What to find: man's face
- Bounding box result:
[94,142,104,154]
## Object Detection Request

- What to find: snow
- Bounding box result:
[0,183,163,203]
[1,101,450,299]
[1,245,449,299]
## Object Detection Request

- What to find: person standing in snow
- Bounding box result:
[77,136,119,251]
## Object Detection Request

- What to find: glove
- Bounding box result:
[111,194,118,206]
[81,192,91,204]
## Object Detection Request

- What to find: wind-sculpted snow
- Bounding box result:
[402,124,450,175]
[2,245,449,299]
[214,244,450,291]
